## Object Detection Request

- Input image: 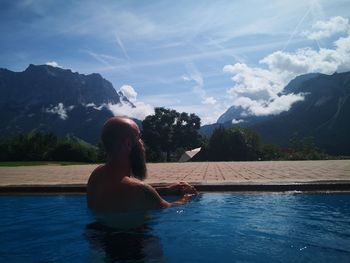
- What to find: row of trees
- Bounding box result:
[0,107,327,163]
[142,108,326,162]
[0,132,100,162]
[196,128,326,161]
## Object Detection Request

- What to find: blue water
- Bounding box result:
[0,193,349,263]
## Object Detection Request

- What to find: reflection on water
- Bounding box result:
[85,221,164,262]
[83,197,182,262]
[91,210,152,229]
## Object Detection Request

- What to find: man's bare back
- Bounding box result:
[87,117,197,213]
[87,164,171,212]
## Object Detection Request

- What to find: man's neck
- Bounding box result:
[105,157,131,180]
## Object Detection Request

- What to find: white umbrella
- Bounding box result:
[178,147,201,162]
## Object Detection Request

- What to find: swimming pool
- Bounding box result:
[0,193,349,262]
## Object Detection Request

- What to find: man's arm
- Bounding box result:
[154,186,172,195]
[139,183,195,209]
[155,182,198,196]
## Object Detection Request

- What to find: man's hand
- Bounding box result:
[140,182,197,209]
[168,181,198,195]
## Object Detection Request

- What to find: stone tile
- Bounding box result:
[0,160,349,186]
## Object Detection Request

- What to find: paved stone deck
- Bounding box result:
[0,160,349,187]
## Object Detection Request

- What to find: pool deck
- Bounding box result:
[0,160,350,193]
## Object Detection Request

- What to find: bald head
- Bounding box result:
[101,117,140,154]
[101,117,146,180]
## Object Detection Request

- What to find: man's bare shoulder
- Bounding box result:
[87,164,105,185]
[87,165,106,208]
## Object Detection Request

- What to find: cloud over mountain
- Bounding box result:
[223,16,350,117]
[120,85,137,102]
[108,85,154,120]
[45,103,74,120]
[45,61,63,68]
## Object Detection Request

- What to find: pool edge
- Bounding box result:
[1,181,350,194]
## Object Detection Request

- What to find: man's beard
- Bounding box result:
[130,143,147,180]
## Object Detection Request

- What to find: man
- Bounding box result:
[87,116,197,212]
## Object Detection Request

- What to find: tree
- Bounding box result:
[142,107,202,162]
[288,133,325,160]
[204,126,261,161]
[0,131,99,163]
[173,112,201,150]
[47,139,97,162]
[261,144,283,160]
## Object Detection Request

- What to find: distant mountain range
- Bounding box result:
[201,71,350,155]
[0,64,135,144]
[1,64,349,155]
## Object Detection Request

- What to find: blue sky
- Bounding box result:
[1,0,350,124]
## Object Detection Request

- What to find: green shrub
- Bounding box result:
[0,132,99,163]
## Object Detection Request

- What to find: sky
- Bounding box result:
[1,0,350,124]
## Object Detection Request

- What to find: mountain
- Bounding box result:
[202,71,350,155]
[0,64,134,144]
[253,72,350,155]
[216,105,274,126]
[217,73,323,126]
[2,64,349,154]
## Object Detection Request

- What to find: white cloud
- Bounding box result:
[262,37,350,75]
[119,85,137,102]
[303,16,349,40]
[224,16,350,117]
[202,96,217,105]
[82,85,154,120]
[45,103,73,120]
[232,119,244,124]
[141,91,226,125]
[201,115,221,125]
[170,103,226,125]
[45,61,62,68]
[107,101,154,120]
[224,63,285,101]
[183,63,217,105]
[181,75,191,81]
[106,85,154,120]
[85,103,104,110]
[229,94,305,116]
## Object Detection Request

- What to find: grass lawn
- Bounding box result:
[0,161,90,167]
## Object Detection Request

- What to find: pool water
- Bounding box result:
[0,193,349,262]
